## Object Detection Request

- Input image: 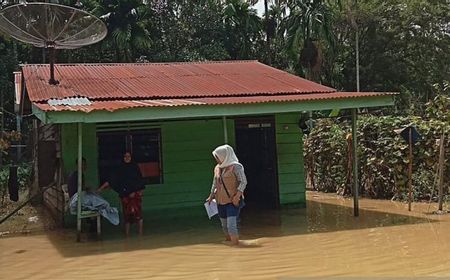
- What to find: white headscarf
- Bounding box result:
[212,144,242,169]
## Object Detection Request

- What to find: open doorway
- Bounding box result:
[235,116,279,209]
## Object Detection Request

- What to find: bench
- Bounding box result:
[61,184,101,236]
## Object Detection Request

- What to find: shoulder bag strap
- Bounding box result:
[219,166,235,199]
[220,175,232,199]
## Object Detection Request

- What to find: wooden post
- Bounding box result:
[31,120,40,198]
[344,133,353,196]
[0,87,3,166]
[222,116,228,144]
[438,131,445,211]
[76,123,83,242]
[408,128,413,211]
[355,22,360,93]
[351,108,359,216]
[353,0,360,216]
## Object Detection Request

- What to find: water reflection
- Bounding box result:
[16,193,434,256]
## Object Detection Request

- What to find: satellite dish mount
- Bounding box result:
[46,41,59,85]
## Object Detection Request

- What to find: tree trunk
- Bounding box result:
[264,0,271,65]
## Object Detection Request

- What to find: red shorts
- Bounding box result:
[121,191,143,224]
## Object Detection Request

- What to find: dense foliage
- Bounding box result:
[1,0,449,111]
[0,0,448,200]
[0,163,32,206]
[305,95,449,201]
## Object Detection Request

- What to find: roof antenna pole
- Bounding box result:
[48,45,59,85]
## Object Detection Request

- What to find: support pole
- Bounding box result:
[222,116,228,144]
[408,128,413,211]
[351,108,359,217]
[353,1,360,216]
[48,47,59,85]
[0,182,54,225]
[438,131,445,211]
[356,23,360,93]
[16,115,22,160]
[31,119,39,198]
[0,87,3,166]
[76,123,83,242]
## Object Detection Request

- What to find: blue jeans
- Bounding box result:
[218,200,245,236]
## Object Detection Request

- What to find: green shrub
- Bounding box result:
[0,162,32,205]
[305,108,449,201]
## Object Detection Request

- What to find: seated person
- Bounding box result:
[68,158,119,226]
[68,158,88,199]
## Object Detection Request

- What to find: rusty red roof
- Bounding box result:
[22,61,396,113]
[34,92,396,113]
[22,61,336,103]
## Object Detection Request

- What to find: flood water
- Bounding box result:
[2,191,450,279]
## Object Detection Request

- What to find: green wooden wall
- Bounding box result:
[275,114,306,206]
[61,114,305,213]
[61,123,99,187]
[144,119,236,210]
[62,119,235,211]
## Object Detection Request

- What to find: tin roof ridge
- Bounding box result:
[21,60,260,67]
[33,90,340,103]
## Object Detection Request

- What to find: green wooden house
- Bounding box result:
[17,61,395,233]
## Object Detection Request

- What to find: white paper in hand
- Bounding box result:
[204,199,218,219]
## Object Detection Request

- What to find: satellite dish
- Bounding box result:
[0,2,107,84]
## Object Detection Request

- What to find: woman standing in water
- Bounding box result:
[98,152,145,237]
[206,144,247,246]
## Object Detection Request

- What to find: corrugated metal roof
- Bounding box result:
[34,92,396,113]
[47,97,92,106]
[22,61,336,102]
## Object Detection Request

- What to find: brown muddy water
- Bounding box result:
[1,191,450,280]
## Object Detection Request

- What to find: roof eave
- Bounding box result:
[34,94,396,124]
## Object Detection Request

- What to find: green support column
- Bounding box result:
[76,122,83,241]
[222,116,228,144]
[352,108,359,216]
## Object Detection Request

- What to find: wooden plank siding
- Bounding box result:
[60,114,305,214]
[61,119,235,212]
[37,124,67,224]
[43,186,65,225]
[275,113,306,206]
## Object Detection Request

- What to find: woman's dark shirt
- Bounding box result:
[112,162,145,198]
